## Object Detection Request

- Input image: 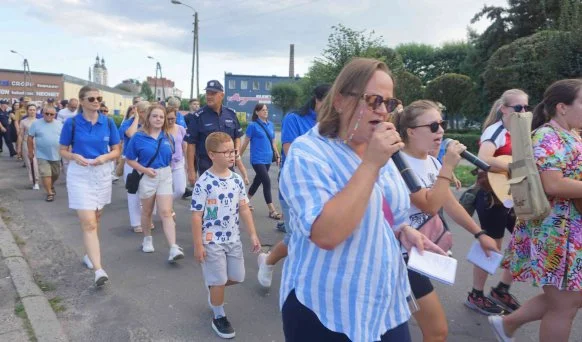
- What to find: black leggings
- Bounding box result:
[248,163,272,204]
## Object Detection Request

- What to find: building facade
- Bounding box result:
[0,69,133,115]
[224,73,297,124]
[146,77,182,101]
[92,55,108,86]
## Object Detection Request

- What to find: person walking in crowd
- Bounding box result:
[166,97,187,128]
[393,100,499,342]
[99,104,110,116]
[27,106,63,201]
[125,104,184,263]
[17,104,40,190]
[465,89,529,315]
[0,100,18,156]
[186,80,248,185]
[166,108,188,200]
[489,79,582,342]
[57,98,78,123]
[191,132,261,339]
[182,98,201,199]
[59,85,121,286]
[279,58,440,342]
[239,104,281,219]
[256,84,330,288]
[119,101,152,233]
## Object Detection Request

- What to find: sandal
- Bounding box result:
[45,194,55,202]
[249,205,255,211]
[269,210,282,220]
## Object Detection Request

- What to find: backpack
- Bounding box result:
[507,112,551,220]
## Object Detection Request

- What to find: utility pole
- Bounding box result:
[195,12,199,98]
[189,13,195,100]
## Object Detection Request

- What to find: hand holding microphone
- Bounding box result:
[443,138,491,172]
[363,122,404,169]
[442,139,467,169]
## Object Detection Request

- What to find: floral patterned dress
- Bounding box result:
[504,122,582,291]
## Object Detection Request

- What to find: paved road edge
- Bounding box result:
[0,215,68,342]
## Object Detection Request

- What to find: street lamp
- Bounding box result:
[170,0,199,99]
[147,56,165,101]
[11,50,32,99]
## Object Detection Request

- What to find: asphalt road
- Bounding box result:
[0,148,580,342]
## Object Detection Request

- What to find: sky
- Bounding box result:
[2,0,507,99]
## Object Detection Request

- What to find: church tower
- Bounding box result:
[93,54,104,85]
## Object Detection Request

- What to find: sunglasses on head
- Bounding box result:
[410,120,448,133]
[347,93,400,113]
[86,96,103,103]
[505,104,531,112]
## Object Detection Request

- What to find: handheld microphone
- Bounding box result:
[443,138,491,172]
[392,151,422,193]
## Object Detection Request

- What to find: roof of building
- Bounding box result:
[224,72,299,80]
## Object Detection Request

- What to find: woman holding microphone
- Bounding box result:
[125,104,184,263]
[59,85,121,286]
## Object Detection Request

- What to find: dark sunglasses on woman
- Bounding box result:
[347,93,401,113]
[505,104,531,112]
[410,120,448,133]
[86,96,103,103]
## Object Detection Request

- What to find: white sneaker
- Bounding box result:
[257,253,274,288]
[168,244,184,263]
[142,236,154,253]
[94,269,108,287]
[488,315,515,342]
[82,255,94,270]
[111,174,120,182]
[32,183,40,190]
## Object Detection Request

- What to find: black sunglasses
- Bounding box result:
[44,113,56,116]
[505,104,531,112]
[86,96,103,103]
[347,93,400,113]
[410,120,448,133]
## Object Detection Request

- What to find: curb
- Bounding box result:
[0,216,68,342]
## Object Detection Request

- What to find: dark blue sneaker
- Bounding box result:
[276,221,286,233]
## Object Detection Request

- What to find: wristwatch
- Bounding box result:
[474,230,487,239]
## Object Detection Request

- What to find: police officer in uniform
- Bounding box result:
[0,100,17,156]
[186,80,249,184]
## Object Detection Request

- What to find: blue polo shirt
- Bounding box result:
[125,131,174,169]
[185,105,243,173]
[118,117,140,155]
[176,112,187,128]
[245,120,275,165]
[280,109,317,166]
[59,113,120,159]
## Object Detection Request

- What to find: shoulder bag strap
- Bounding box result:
[256,121,275,155]
[144,139,163,168]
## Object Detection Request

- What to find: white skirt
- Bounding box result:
[67,160,113,210]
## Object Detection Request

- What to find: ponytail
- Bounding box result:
[531,101,549,130]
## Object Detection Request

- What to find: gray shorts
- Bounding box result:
[202,242,245,286]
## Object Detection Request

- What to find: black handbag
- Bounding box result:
[256,121,277,163]
[125,139,162,194]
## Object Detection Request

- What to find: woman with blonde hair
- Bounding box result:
[393,100,498,342]
[279,58,442,342]
[59,85,121,286]
[465,89,529,315]
[17,104,40,190]
[126,104,184,263]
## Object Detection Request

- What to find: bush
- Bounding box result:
[112,115,124,128]
[445,133,481,154]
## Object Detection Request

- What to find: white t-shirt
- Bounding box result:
[57,108,76,123]
[190,170,248,245]
[401,152,442,229]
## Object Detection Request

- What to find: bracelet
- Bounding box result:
[474,230,487,239]
[436,175,453,183]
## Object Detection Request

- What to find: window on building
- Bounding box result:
[241,80,248,90]
[265,81,272,91]
[228,80,236,89]
[253,80,260,90]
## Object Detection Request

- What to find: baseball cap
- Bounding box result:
[47,98,55,103]
[60,99,69,107]
[0,100,8,105]
[204,80,224,93]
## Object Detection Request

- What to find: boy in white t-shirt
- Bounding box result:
[191,132,261,339]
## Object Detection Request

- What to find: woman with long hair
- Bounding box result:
[59,85,121,286]
[119,101,151,233]
[126,104,184,263]
[464,89,529,315]
[489,79,582,342]
[393,100,498,342]
[165,108,188,199]
[279,58,441,342]
[257,84,330,288]
[239,104,281,219]
[17,104,40,190]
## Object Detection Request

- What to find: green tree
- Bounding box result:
[394,71,423,106]
[395,43,437,83]
[180,99,190,111]
[483,30,582,104]
[139,82,154,101]
[424,73,474,128]
[270,83,302,117]
[199,94,206,107]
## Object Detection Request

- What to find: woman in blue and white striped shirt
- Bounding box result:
[279,58,439,342]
